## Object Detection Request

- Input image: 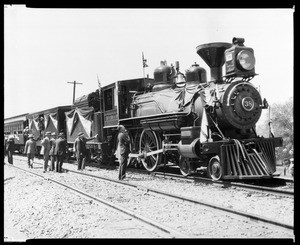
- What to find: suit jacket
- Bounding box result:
[74,137,88,158]
[24,139,36,154]
[49,138,56,156]
[6,139,15,152]
[41,137,51,155]
[54,137,67,156]
[117,131,130,155]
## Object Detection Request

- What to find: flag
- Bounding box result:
[142,52,148,68]
[97,74,101,93]
[200,108,210,143]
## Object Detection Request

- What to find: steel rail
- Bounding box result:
[63,168,294,231]
[6,164,189,238]
[11,157,294,231]
[151,171,294,197]
[12,155,294,196]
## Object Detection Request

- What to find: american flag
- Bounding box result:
[142,52,148,68]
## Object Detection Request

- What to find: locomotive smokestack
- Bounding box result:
[196,42,232,82]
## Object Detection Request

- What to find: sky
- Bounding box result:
[4,6,294,122]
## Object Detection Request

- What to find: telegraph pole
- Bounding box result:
[67,81,83,104]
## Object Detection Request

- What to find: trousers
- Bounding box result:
[49,155,56,171]
[56,155,64,172]
[77,154,86,170]
[118,153,128,180]
[43,151,50,171]
[7,150,13,164]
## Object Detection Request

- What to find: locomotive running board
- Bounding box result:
[220,140,277,180]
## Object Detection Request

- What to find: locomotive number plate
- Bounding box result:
[242,97,255,111]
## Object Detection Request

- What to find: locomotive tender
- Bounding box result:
[4,37,282,180]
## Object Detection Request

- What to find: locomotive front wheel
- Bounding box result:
[139,130,162,172]
[208,156,223,180]
[179,157,192,176]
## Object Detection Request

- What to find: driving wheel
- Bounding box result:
[139,130,162,172]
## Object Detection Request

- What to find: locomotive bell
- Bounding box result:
[196,42,232,82]
[185,62,207,85]
[174,72,186,88]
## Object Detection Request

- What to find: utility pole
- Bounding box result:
[67,81,83,104]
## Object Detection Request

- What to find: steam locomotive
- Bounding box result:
[4,37,282,180]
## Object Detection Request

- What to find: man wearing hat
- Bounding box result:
[5,135,15,164]
[41,131,51,173]
[74,132,98,170]
[24,134,37,168]
[54,132,67,172]
[49,132,57,171]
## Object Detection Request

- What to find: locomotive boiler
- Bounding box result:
[120,37,282,180]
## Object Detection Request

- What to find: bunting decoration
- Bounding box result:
[200,108,210,143]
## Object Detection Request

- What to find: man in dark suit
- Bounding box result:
[54,132,67,172]
[116,125,130,180]
[5,135,15,165]
[74,132,98,170]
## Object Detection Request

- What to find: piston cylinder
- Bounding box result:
[177,138,201,158]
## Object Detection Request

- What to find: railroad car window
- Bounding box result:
[104,89,113,111]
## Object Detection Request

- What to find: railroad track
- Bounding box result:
[8,157,294,234]
[6,163,189,238]
[12,155,294,198]
[149,171,294,198]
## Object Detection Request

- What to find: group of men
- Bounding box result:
[26,131,98,173]
[24,131,67,173]
[5,124,131,180]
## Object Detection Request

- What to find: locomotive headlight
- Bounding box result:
[237,50,255,71]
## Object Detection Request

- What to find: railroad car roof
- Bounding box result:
[26,105,72,118]
[4,113,28,124]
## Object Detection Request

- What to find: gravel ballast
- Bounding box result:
[4,157,295,240]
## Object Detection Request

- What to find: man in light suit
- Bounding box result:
[24,134,37,168]
[54,132,67,173]
[49,132,56,171]
[41,131,51,173]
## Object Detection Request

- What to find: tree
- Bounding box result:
[257,97,293,161]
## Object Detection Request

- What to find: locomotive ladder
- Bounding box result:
[221,140,276,179]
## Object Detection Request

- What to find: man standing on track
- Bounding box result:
[116,125,130,180]
[24,134,36,168]
[54,132,67,173]
[49,132,56,171]
[41,131,51,173]
[74,132,98,170]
